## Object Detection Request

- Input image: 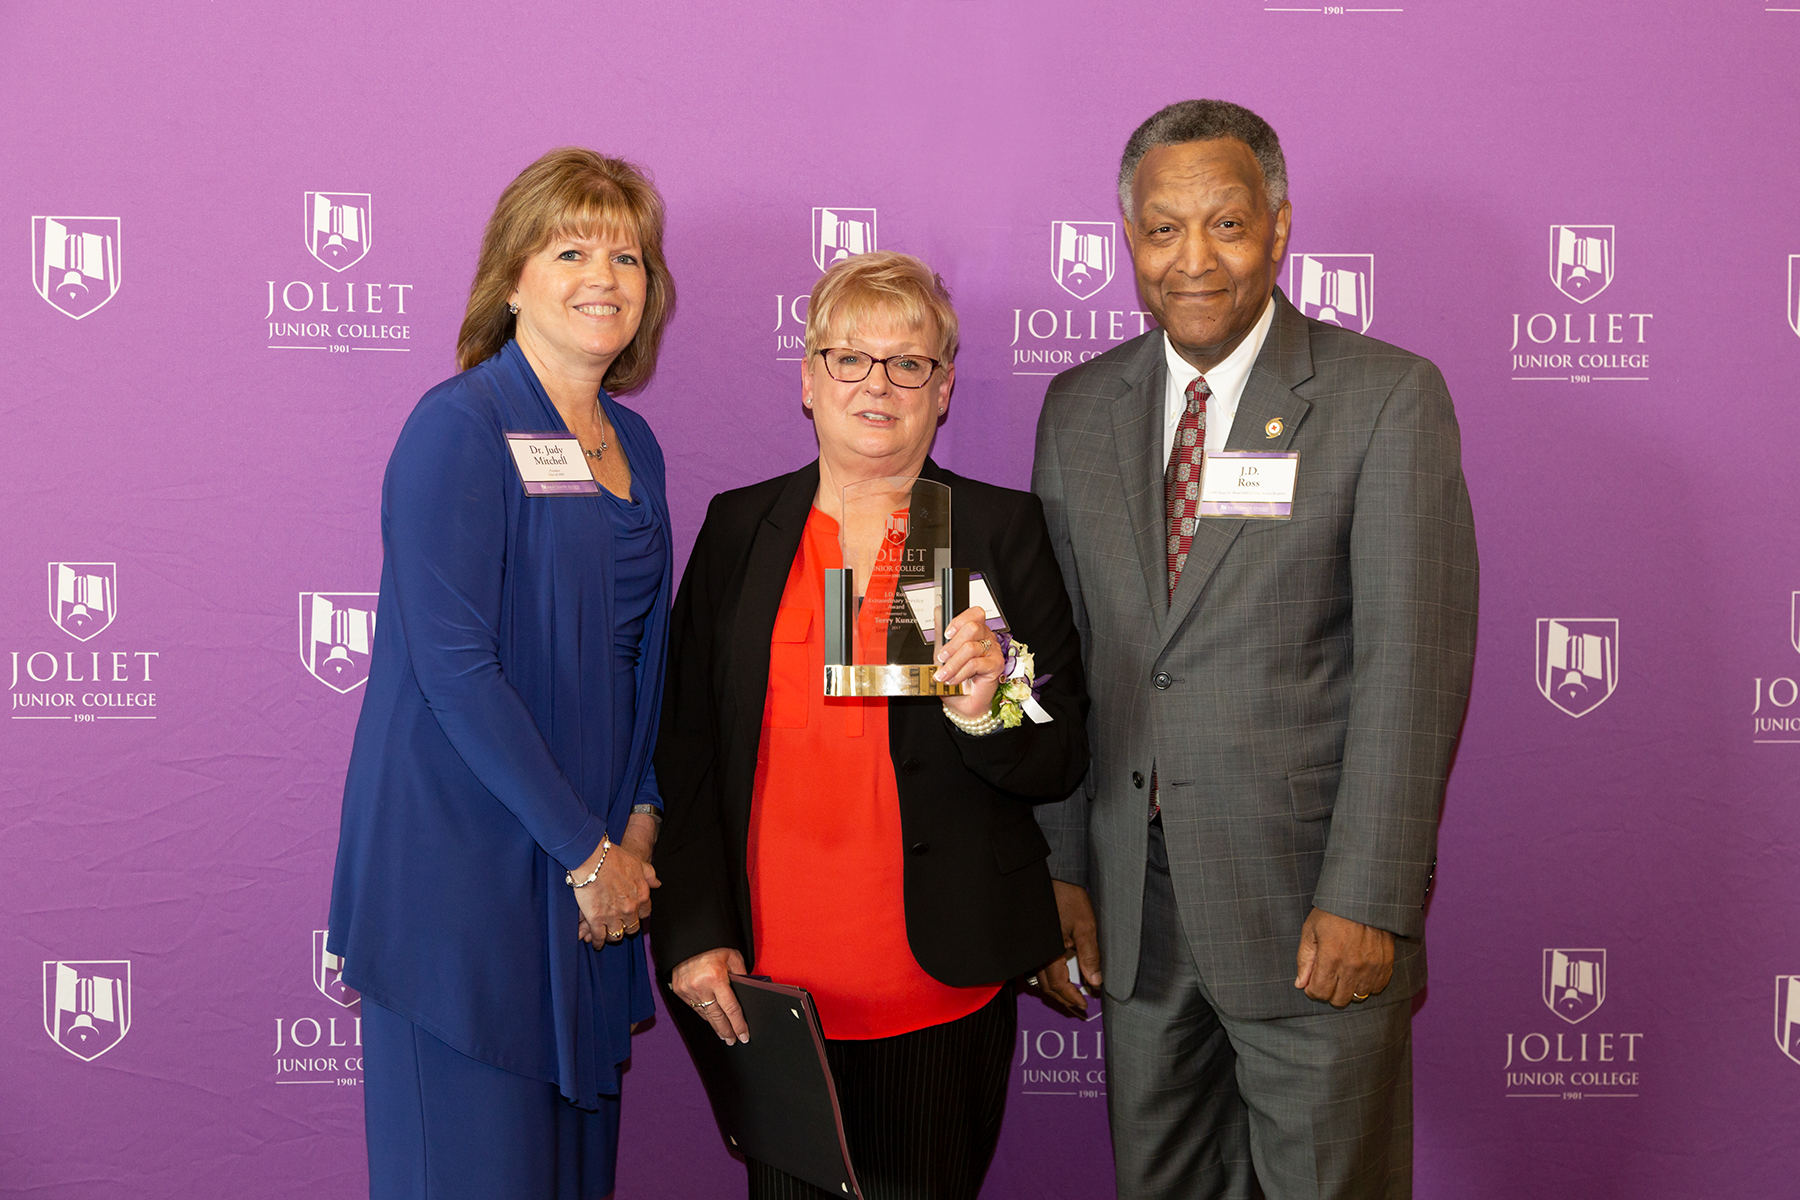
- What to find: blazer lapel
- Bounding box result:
[1159,292,1317,652]
[729,462,819,739]
[1109,335,1174,633]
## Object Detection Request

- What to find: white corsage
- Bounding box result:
[991,632,1051,728]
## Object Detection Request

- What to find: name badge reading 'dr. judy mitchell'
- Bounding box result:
[1199,451,1299,519]
[505,431,600,496]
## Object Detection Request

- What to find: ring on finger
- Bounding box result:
[694,999,716,1010]
[980,638,993,655]
[1027,975,1040,987]
[1352,992,1370,1001]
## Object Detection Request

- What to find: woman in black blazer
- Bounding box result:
[652,252,1089,1199]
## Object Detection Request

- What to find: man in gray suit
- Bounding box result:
[1029,99,1478,1199]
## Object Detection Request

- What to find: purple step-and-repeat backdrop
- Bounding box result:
[5,2,1800,1195]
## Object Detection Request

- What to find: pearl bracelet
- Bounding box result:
[943,704,1002,737]
[566,834,611,889]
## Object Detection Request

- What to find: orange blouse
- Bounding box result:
[746,507,1000,1039]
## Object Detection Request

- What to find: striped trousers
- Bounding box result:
[748,986,1016,1200]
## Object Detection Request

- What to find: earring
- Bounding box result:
[507,302,520,315]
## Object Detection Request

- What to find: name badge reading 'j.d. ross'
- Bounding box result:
[505,431,599,496]
[1199,451,1299,519]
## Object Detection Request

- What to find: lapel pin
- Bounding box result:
[1264,418,1283,439]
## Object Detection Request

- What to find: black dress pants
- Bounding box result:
[748,985,1016,1200]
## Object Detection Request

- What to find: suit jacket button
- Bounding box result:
[901,758,921,776]
[1154,672,1172,690]
[910,842,930,856]
[1132,771,1145,789]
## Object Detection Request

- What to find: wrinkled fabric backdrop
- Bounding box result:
[4,2,1799,1196]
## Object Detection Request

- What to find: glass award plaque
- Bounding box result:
[823,477,969,697]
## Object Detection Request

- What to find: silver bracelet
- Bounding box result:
[943,704,1002,737]
[566,834,611,889]
[631,803,662,820]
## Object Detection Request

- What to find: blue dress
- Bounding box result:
[328,340,670,1195]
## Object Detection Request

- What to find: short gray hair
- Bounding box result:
[1118,99,1289,217]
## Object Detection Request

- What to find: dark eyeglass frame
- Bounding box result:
[815,347,945,389]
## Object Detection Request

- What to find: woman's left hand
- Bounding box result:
[575,813,661,946]
[617,810,659,870]
[935,606,1006,721]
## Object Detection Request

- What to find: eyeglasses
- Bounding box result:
[816,348,944,389]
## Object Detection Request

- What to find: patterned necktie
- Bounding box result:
[1151,375,1208,822]
[1164,376,1210,602]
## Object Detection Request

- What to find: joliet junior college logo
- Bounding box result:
[1289,254,1374,333]
[1544,949,1606,1025]
[44,960,131,1061]
[314,930,358,1008]
[48,562,117,642]
[1777,977,1800,1064]
[812,208,877,271]
[32,216,120,319]
[299,592,377,693]
[1537,617,1618,718]
[305,192,372,271]
[1052,222,1115,301]
[1549,225,1614,304]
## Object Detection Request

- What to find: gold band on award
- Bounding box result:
[822,664,965,698]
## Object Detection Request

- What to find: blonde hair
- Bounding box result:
[803,251,959,365]
[456,147,676,394]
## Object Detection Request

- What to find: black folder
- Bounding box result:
[668,974,862,1198]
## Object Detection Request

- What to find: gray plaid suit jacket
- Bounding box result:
[1031,290,1478,1020]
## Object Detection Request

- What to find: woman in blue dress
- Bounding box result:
[327,147,677,1200]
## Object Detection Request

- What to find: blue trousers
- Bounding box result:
[361,998,622,1200]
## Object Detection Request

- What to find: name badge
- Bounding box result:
[1199,451,1299,519]
[504,431,599,496]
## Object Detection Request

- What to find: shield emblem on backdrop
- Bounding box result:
[1536,617,1618,718]
[313,930,358,1008]
[812,207,877,271]
[1543,948,1606,1024]
[1549,225,1614,304]
[1290,254,1375,333]
[299,592,377,693]
[47,562,117,642]
[43,960,131,1061]
[304,192,372,271]
[1051,221,1115,301]
[1777,977,1800,1064]
[32,216,121,320]
[1789,257,1800,340]
[1790,592,1800,654]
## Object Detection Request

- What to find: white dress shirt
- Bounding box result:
[1160,295,1277,469]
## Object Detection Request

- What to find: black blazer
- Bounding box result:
[652,457,1089,989]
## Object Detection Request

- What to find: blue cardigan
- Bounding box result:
[328,340,669,1104]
